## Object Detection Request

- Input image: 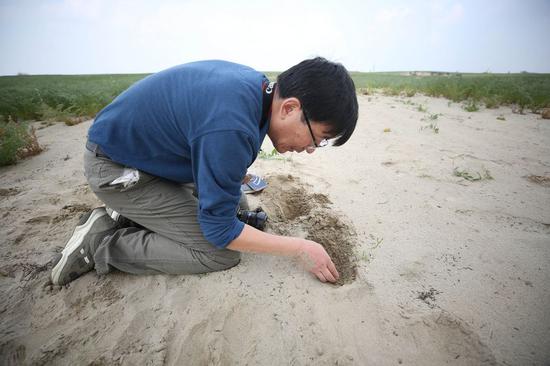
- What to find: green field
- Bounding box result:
[1,71,549,123]
[0,74,147,123]
[1,71,549,166]
[350,71,550,112]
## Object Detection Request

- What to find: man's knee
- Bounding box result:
[203,249,241,271]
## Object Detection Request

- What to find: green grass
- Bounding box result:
[453,167,493,181]
[1,71,549,124]
[0,118,42,166]
[420,122,440,134]
[350,71,550,112]
[258,148,288,161]
[0,73,147,123]
[463,98,480,112]
[0,119,27,165]
[2,70,547,166]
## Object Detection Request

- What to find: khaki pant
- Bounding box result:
[83,149,244,276]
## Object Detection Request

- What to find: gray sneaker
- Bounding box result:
[51,207,118,285]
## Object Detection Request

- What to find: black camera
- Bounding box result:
[237,207,268,231]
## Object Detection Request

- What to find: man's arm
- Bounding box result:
[227,224,340,283]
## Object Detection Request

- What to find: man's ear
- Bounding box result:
[281,98,301,119]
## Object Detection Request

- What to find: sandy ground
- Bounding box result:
[1,94,549,365]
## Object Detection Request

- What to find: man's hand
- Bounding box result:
[227,225,340,283]
[297,240,340,283]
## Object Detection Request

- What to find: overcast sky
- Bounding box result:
[0,0,549,75]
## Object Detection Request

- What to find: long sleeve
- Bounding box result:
[190,130,255,248]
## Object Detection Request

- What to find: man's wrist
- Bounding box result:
[289,238,310,257]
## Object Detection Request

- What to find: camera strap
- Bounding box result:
[260,81,275,129]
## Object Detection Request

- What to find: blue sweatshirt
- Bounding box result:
[88,60,270,248]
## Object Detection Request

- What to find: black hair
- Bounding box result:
[276,57,358,146]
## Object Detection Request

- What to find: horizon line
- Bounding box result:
[2,70,549,77]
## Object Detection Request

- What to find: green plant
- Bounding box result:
[0,73,146,123]
[3,72,550,124]
[358,234,384,262]
[258,148,288,160]
[349,72,550,111]
[360,251,371,262]
[483,96,500,109]
[38,102,77,124]
[358,87,371,95]
[463,99,479,112]
[420,122,439,134]
[366,234,383,249]
[0,118,26,165]
[496,115,506,121]
[405,89,416,97]
[382,87,400,96]
[0,117,42,166]
[453,167,493,181]
[417,104,427,112]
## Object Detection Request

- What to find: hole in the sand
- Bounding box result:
[258,174,357,285]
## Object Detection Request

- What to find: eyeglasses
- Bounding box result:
[303,109,329,148]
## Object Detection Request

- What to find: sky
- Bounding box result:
[0,0,549,75]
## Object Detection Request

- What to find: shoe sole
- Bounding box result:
[51,208,107,285]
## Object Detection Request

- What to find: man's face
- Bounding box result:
[270,98,332,154]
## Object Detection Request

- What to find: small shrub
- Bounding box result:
[516,88,533,113]
[0,118,26,165]
[463,99,479,112]
[417,104,427,112]
[512,104,525,114]
[453,167,493,181]
[64,116,88,126]
[400,89,416,97]
[405,89,416,97]
[0,117,42,166]
[258,148,288,161]
[38,103,74,124]
[484,96,499,109]
[382,87,400,96]
[17,125,42,159]
[420,122,439,134]
[359,88,370,95]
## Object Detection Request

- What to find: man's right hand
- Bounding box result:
[297,240,340,283]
